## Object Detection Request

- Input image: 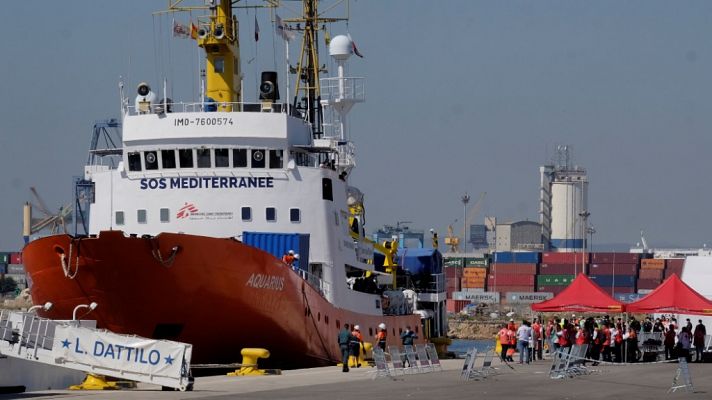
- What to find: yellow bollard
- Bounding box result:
[348,342,372,367]
[227,348,281,376]
[69,374,119,390]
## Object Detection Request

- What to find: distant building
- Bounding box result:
[469,224,488,249]
[495,221,543,252]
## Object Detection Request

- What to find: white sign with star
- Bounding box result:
[52,325,191,378]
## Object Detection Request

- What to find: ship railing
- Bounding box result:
[319,77,365,104]
[125,101,300,116]
[420,273,445,294]
[294,268,331,298]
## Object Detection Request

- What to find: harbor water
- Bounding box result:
[448,339,495,357]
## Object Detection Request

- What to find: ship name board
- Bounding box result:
[140,177,274,190]
[246,273,285,291]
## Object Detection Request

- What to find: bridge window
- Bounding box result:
[137,209,147,224]
[197,148,211,168]
[266,207,276,222]
[290,208,300,223]
[215,148,229,167]
[241,207,252,221]
[161,150,176,169]
[160,208,170,223]
[179,149,194,168]
[269,150,283,169]
[127,152,142,171]
[233,149,247,167]
[115,211,125,226]
[144,151,158,170]
[322,178,333,201]
[251,150,265,168]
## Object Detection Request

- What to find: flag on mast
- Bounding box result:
[275,14,296,41]
[347,33,363,58]
[173,19,190,39]
[255,15,260,42]
[190,22,198,40]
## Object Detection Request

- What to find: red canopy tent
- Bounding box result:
[625,274,712,315]
[531,273,625,313]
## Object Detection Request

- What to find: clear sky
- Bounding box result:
[1,1,711,251]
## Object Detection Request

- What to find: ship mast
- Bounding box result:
[163,0,242,111]
[198,1,241,109]
[285,0,347,138]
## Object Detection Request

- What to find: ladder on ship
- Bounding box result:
[0,309,193,391]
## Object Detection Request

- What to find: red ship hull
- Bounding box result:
[22,231,422,368]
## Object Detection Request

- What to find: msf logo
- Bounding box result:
[176,203,199,219]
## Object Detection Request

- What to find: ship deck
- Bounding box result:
[3,358,711,399]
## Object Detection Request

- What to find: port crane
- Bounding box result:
[25,188,73,237]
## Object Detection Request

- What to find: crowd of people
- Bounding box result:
[497,315,708,364]
[337,322,418,372]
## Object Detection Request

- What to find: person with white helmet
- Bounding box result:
[281,250,295,267]
[375,323,387,351]
[350,325,363,367]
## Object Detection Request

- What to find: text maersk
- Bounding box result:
[140,177,274,190]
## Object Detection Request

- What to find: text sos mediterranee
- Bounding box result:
[140,177,274,190]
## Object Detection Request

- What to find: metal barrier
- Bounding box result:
[425,343,443,372]
[460,348,478,380]
[669,357,694,393]
[403,345,420,373]
[549,345,590,379]
[461,348,496,381]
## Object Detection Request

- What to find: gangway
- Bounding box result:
[0,309,193,391]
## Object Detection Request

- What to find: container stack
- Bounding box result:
[538,252,587,295]
[489,252,539,294]
[588,252,640,296]
[444,260,462,299]
[637,258,664,292]
[664,258,685,278]
[1,251,27,290]
[461,267,487,292]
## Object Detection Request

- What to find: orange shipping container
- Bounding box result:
[463,267,488,277]
[641,259,665,270]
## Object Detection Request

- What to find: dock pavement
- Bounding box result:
[2,357,711,399]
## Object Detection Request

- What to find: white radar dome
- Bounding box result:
[329,35,353,60]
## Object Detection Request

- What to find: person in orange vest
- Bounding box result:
[623,325,638,363]
[282,250,295,266]
[375,323,387,351]
[613,322,624,363]
[575,325,587,346]
[601,322,612,362]
[350,325,363,367]
[506,320,516,362]
[497,323,510,361]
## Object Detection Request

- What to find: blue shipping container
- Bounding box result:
[0,263,6,274]
[242,232,310,271]
[493,252,540,264]
[588,274,636,287]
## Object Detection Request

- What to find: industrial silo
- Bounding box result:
[540,146,589,252]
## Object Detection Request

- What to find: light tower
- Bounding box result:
[461,193,470,253]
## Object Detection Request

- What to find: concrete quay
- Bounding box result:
[2,358,711,399]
